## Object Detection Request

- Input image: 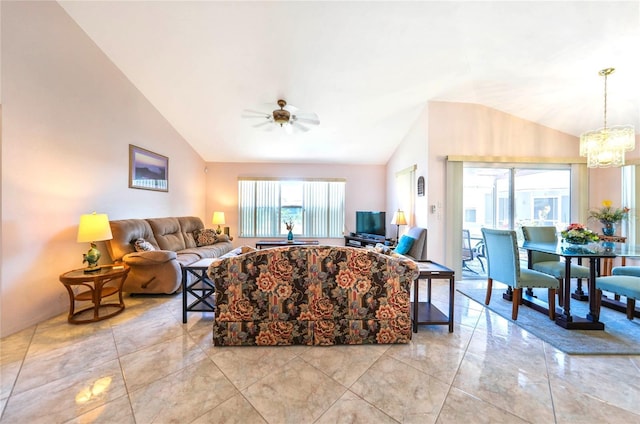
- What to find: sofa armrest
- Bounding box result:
[123,250,177,266]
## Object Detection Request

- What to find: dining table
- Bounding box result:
[522,240,640,330]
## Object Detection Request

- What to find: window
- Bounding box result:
[463,165,571,237]
[238,178,345,238]
[464,208,477,223]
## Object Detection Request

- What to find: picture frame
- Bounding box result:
[129,145,169,192]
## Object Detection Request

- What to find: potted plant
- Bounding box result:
[588,200,629,236]
[561,223,600,245]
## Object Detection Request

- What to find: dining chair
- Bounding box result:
[481,228,558,320]
[521,225,591,307]
[462,229,485,273]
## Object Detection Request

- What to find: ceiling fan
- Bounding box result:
[242,99,320,133]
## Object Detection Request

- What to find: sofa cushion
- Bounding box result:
[194,228,218,247]
[147,217,186,251]
[107,219,160,261]
[185,242,234,260]
[177,216,204,248]
[176,250,203,267]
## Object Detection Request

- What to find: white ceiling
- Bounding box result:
[58,1,640,165]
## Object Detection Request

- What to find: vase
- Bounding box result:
[601,221,616,237]
[287,230,293,242]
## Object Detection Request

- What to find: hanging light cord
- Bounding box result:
[599,67,615,130]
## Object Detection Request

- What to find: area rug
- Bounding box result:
[458,282,640,355]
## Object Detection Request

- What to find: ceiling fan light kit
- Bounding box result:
[273,100,291,126]
[242,99,320,133]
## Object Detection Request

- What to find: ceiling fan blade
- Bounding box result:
[284,124,294,135]
[294,116,320,126]
[252,120,272,128]
[242,114,269,119]
[243,109,272,116]
[292,121,311,132]
[283,104,299,114]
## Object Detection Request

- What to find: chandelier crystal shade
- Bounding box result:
[579,68,635,168]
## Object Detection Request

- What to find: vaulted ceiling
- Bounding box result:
[58,1,640,164]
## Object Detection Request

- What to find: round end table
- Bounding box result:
[59,265,130,324]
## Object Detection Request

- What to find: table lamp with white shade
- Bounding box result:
[391,209,407,241]
[77,212,113,272]
[212,211,225,234]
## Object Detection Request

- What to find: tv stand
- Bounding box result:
[344,235,385,249]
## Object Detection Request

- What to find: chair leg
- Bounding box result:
[627,298,636,320]
[557,278,564,307]
[547,288,556,321]
[512,287,521,320]
[485,278,493,305]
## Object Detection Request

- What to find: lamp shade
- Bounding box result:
[77,212,112,243]
[391,210,407,226]
[212,211,226,226]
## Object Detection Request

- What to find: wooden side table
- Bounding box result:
[59,265,130,324]
[599,234,627,276]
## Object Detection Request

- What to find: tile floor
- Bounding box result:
[1,279,640,423]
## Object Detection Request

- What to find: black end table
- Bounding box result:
[412,261,455,333]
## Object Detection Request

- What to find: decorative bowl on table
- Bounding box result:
[560,223,599,245]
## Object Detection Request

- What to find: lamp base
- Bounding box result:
[83,265,102,274]
[82,243,101,272]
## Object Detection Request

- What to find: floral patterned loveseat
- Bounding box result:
[207,245,419,346]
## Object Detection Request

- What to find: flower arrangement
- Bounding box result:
[561,223,600,245]
[589,200,629,224]
[284,219,294,232]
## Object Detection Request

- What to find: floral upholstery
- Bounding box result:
[207,245,419,346]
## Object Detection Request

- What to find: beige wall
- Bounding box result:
[1,1,206,337]
[386,104,429,231]
[387,101,584,266]
[204,162,386,246]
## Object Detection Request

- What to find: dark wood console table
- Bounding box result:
[344,235,386,249]
[256,240,319,249]
[412,261,455,333]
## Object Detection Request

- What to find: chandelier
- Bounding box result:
[579,68,635,168]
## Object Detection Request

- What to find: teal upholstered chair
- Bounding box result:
[611,266,640,277]
[481,228,558,320]
[521,226,590,307]
[595,274,640,320]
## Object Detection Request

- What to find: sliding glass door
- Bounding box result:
[463,165,571,240]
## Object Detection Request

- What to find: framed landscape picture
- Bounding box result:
[129,145,169,192]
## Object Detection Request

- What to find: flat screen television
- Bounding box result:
[355,211,386,239]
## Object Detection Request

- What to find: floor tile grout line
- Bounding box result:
[434,305,481,423]
[110,323,138,424]
[443,307,541,423]
[0,325,37,422]
[542,341,559,424]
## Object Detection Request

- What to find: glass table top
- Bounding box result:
[522,240,640,258]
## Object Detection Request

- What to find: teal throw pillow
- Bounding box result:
[395,235,415,255]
